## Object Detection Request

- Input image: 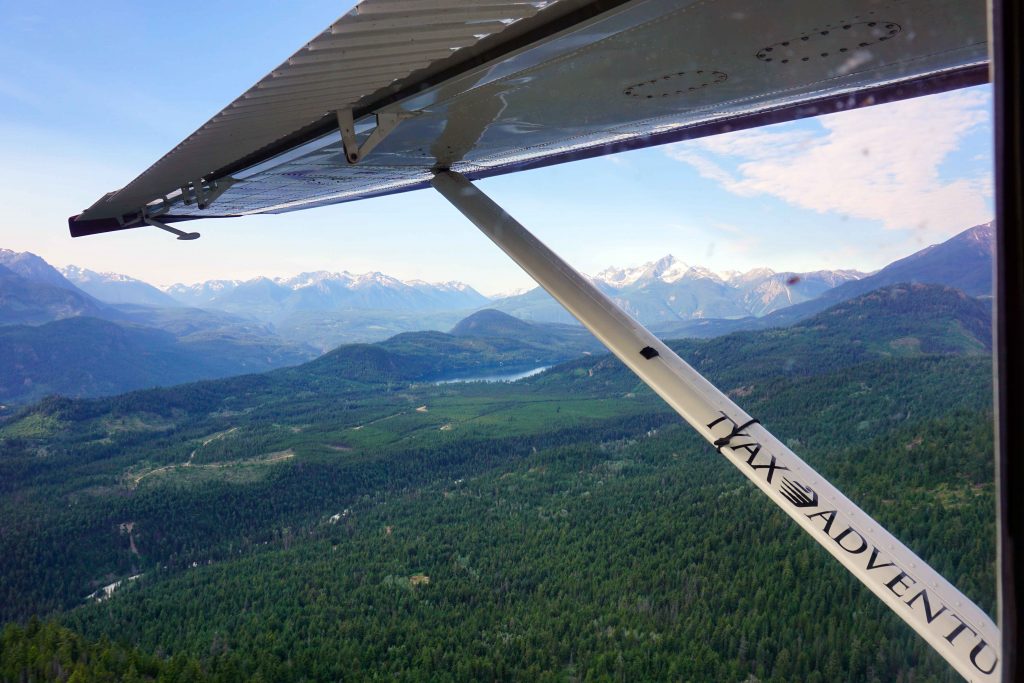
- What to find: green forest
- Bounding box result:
[0,284,997,682]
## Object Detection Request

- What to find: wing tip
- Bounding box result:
[68,213,229,238]
[68,214,140,238]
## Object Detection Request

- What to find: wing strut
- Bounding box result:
[432,170,1000,683]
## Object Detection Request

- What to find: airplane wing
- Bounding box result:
[68,0,988,236]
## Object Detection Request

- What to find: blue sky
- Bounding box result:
[0,1,994,295]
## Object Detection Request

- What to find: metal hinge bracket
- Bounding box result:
[179,177,234,210]
[336,109,411,164]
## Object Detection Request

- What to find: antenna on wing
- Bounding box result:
[143,216,200,241]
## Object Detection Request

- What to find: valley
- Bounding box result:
[0,283,996,682]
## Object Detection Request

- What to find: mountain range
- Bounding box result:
[161,271,489,322]
[6,248,869,348]
[493,222,993,333]
[8,222,993,341]
[653,221,996,338]
[0,250,316,402]
[0,250,108,324]
[54,265,494,350]
[60,265,178,307]
[43,248,869,331]
[492,256,865,325]
[0,222,994,403]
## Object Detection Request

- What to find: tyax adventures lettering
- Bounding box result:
[706,411,998,677]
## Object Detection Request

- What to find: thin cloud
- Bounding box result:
[666,90,992,238]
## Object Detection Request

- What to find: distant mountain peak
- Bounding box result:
[727,267,776,284]
[274,270,481,293]
[681,265,724,283]
[280,271,355,289]
[592,256,834,289]
[958,220,995,249]
[442,281,473,292]
[658,256,693,283]
[492,253,871,324]
[451,309,536,338]
[0,249,80,292]
[488,286,531,300]
[157,267,488,323]
[966,220,994,240]
[410,280,475,293]
[596,254,691,287]
[59,265,179,307]
[350,271,402,289]
[61,265,143,284]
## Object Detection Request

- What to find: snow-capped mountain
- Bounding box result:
[0,222,994,349]
[491,254,864,325]
[728,268,866,317]
[164,280,243,308]
[60,265,179,307]
[595,255,717,287]
[163,270,489,321]
[488,286,531,300]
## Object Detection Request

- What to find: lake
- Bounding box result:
[434,366,550,384]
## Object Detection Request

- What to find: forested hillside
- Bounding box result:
[0,285,996,682]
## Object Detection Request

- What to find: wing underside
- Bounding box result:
[69,0,989,236]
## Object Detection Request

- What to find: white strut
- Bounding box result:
[431,170,999,683]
